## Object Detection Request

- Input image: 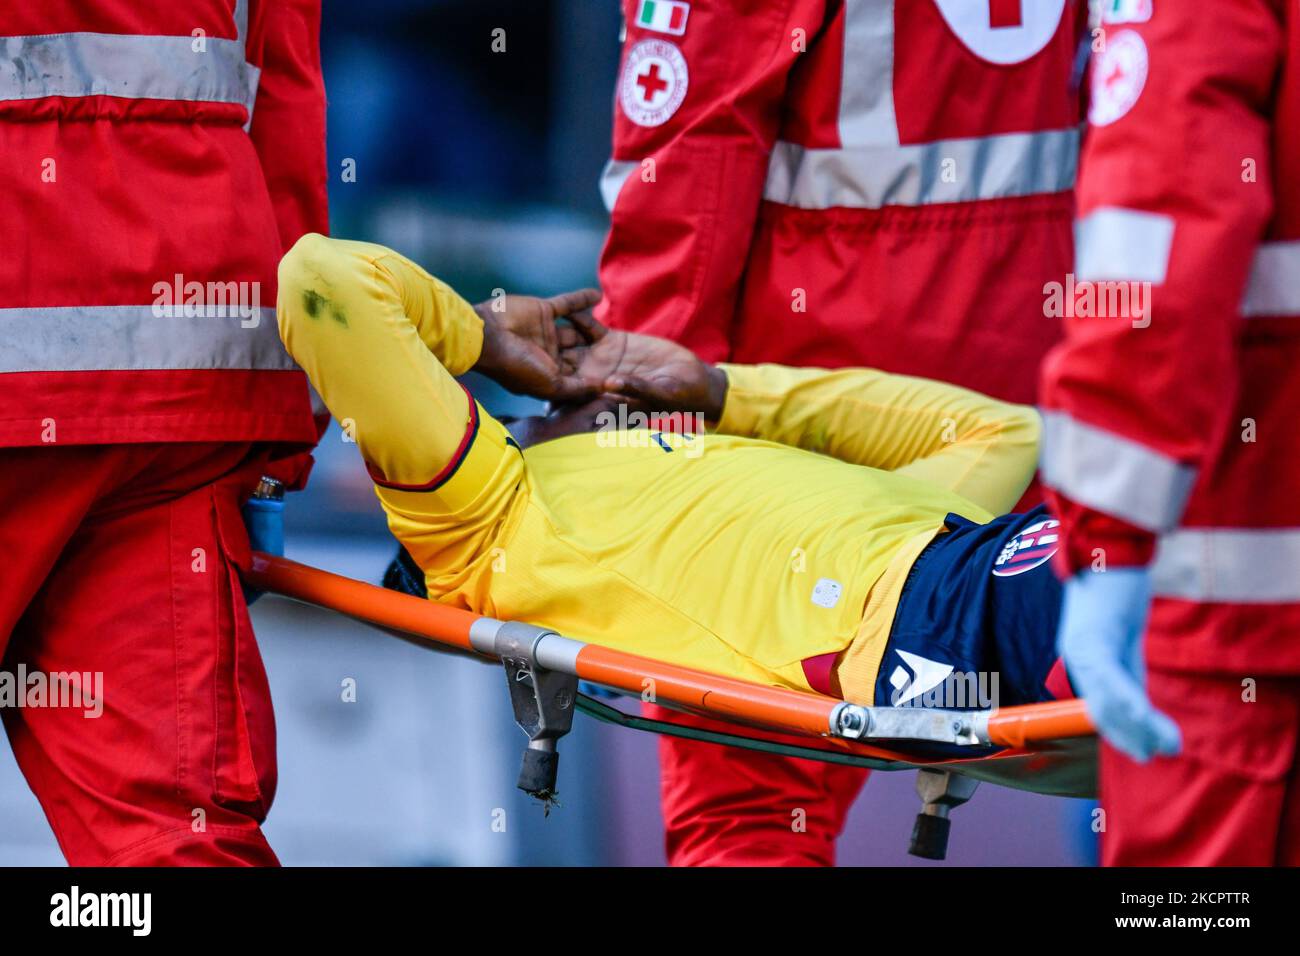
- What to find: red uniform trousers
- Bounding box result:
[1101,667,1300,867]
[650,706,866,867]
[0,443,278,865]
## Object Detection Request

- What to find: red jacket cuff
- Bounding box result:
[1046,489,1158,577]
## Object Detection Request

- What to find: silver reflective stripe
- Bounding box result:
[0,0,259,113]
[599,158,638,212]
[1153,528,1300,603]
[233,0,260,124]
[764,0,1075,209]
[764,128,1078,209]
[233,0,250,37]
[839,0,898,147]
[1241,240,1300,317]
[0,306,297,373]
[1040,410,1196,533]
[1076,207,1175,283]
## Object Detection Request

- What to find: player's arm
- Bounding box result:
[277,235,495,496]
[275,235,595,573]
[1039,3,1280,572]
[597,0,829,361]
[716,364,1041,515]
[561,315,1038,515]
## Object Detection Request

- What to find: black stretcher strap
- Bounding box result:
[574,693,911,772]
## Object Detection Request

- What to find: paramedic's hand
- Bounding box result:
[1057,567,1181,763]
[560,311,727,420]
[473,289,602,402]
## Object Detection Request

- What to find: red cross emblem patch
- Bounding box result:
[1089,29,1149,126]
[619,39,689,128]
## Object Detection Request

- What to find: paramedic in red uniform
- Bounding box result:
[0,0,327,865]
[1045,0,1300,865]
[597,0,1084,866]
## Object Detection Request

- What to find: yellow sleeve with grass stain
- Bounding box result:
[276,234,524,599]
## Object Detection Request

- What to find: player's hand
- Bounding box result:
[558,311,727,420]
[473,289,602,402]
[1057,567,1181,762]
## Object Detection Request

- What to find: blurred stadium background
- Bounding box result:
[0,0,1096,866]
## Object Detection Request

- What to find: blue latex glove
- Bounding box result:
[241,496,285,605]
[1057,567,1182,762]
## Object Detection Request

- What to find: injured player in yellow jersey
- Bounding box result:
[276,234,1072,713]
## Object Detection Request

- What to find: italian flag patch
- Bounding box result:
[1101,0,1152,24]
[636,0,689,36]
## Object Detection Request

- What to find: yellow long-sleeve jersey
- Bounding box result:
[276,235,1041,704]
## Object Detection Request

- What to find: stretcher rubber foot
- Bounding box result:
[909,812,951,860]
[518,747,559,800]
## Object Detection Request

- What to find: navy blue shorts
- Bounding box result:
[872,505,1064,712]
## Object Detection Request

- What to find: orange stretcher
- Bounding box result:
[246,553,1098,859]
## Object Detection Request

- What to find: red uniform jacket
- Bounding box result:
[0,0,328,447]
[597,0,1084,406]
[1040,0,1300,672]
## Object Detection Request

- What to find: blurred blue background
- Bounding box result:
[0,0,1096,866]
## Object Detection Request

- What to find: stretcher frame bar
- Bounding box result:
[247,554,1093,752]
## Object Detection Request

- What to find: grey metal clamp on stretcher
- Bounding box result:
[471,619,578,805]
[476,616,992,854]
[833,702,986,858]
[832,702,984,746]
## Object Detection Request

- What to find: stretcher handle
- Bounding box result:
[983,698,1093,748]
[248,552,479,652]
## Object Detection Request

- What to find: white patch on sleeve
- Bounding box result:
[1089,30,1148,127]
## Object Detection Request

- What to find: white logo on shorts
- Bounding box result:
[992,518,1061,577]
[890,650,955,706]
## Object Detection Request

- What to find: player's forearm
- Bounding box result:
[376,253,485,375]
[715,362,1040,513]
[715,362,1033,459]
